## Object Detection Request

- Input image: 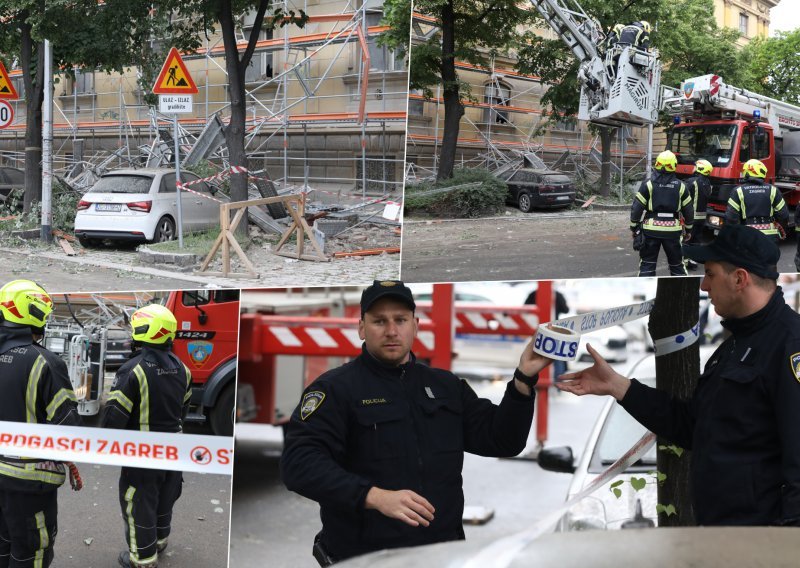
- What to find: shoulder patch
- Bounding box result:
[300,391,326,420]
[790,353,800,383]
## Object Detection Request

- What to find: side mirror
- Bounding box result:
[537,446,576,473]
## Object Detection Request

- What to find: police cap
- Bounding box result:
[360,280,416,316]
[683,224,780,279]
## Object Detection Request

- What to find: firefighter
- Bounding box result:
[101,304,192,568]
[0,279,82,568]
[281,280,551,565]
[725,158,788,243]
[683,158,714,269]
[617,20,651,50]
[604,23,625,79]
[630,150,694,276]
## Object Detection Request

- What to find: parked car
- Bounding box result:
[73,168,228,246]
[502,168,576,212]
[538,347,716,531]
[0,166,24,204]
[105,327,133,370]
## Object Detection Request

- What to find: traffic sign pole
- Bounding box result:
[174,114,183,248]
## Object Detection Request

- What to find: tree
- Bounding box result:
[0,0,201,213]
[741,29,800,105]
[396,0,537,180]
[517,0,745,197]
[648,275,700,526]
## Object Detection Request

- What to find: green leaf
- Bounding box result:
[656,472,668,483]
[630,477,647,492]
[609,480,624,489]
[612,488,622,499]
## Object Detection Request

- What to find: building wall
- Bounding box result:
[714,0,778,45]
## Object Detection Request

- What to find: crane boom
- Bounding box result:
[529,0,662,127]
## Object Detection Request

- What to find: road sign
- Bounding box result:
[158,94,193,114]
[0,100,14,129]
[0,61,18,100]
[152,47,198,95]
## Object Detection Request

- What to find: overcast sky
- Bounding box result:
[770,0,800,34]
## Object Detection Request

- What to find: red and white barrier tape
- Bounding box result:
[0,421,232,476]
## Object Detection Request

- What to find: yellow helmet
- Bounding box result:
[130,304,177,345]
[0,280,53,329]
[742,158,767,179]
[655,150,677,172]
[694,159,713,176]
[613,23,624,34]
[640,21,651,34]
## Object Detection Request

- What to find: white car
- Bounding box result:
[73,168,226,246]
[539,346,716,531]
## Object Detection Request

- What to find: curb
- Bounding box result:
[137,246,203,271]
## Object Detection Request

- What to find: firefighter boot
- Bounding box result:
[157,538,168,554]
[118,551,158,568]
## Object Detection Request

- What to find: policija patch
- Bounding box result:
[300,391,326,420]
[791,353,800,383]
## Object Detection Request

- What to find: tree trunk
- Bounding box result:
[598,127,612,197]
[436,0,463,180]
[19,12,45,214]
[648,276,701,526]
[218,0,249,239]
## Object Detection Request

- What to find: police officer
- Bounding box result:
[630,150,694,276]
[725,158,788,243]
[101,304,192,568]
[558,224,800,526]
[281,280,551,564]
[0,279,82,568]
[683,159,714,269]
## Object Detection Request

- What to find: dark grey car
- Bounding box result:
[504,169,576,212]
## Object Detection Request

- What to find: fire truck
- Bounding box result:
[44,289,239,436]
[236,284,557,447]
[663,74,800,230]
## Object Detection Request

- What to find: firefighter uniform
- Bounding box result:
[620,288,800,525]
[630,170,694,276]
[684,173,712,243]
[0,282,81,568]
[281,347,535,562]
[725,178,788,241]
[617,21,650,50]
[101,305,191,568]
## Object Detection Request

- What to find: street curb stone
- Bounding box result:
[137,246,203,270]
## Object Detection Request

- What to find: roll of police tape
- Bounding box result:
[532,324,580,361]
[0,421,232,476]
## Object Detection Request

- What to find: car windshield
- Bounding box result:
[593,403,656,469]
[668,124,738,167]
[88,174,154,194]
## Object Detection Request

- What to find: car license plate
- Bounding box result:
[556,196,570,201]
[95,203,122,212]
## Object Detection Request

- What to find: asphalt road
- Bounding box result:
[228,371,613,568]
[400,209,800,282]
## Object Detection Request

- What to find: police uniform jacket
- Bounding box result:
[0,326,80,492]
[101,345,192,433]
[685,174,712,218]
[630,171,694,238]
[725,178,788,236]
[620,289,800,525]
[281,346,535,560]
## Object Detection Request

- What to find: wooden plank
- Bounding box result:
[57,238,77,256]
[225,231,258,276]
[581,195,597,208]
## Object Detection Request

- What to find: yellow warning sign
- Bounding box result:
[152,47,198,95]
[0,61,19,100]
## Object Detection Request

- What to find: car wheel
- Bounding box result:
[153,216,176,243]
[518,192,533,213]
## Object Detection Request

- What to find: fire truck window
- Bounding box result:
[753,129,769,159]
[214,290,241,304]
[182,291,211,307]
[739,132,750,163]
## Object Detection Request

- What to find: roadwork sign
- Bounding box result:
[153,47,198,95]
[0,62,18,100]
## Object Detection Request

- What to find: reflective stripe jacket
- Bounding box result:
[725,179,788,236]
[630,171,693,237]
[101,345,191,433]
[618,23,650,49]
[281,346,535,561]
[0,326,80,490]
[620,290,800,526]
[685,174,712,218]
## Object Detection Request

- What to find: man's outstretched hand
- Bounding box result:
[365,487,436,527]
[556,343,631,401]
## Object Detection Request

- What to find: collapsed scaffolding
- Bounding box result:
[405,11,655,187]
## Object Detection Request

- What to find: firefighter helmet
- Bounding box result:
[130,304,177,345]
[0,279,53,329]
[742,159,768,179]
[654,151,678,172]
[640,21,651,34]
[694,159,713,176]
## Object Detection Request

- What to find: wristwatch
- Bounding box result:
[514,367,539,388]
